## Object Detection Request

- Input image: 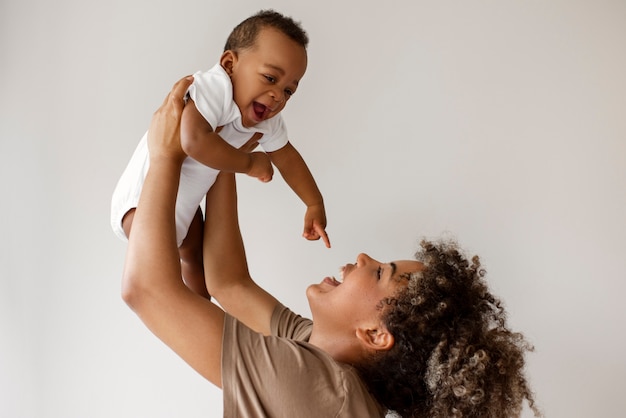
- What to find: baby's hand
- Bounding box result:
[247,152,273,182]
[303,204,330,248]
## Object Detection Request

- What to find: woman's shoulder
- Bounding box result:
[270,303,313,340]
[224,310,385,417]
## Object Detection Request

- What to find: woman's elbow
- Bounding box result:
[121,268,145,310]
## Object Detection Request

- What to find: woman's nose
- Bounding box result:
[356,253,373,265]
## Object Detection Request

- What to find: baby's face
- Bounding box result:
[223,27,308,128]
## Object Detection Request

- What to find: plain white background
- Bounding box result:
[1,0,625,417]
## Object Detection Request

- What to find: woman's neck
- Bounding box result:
[309,327,367,365]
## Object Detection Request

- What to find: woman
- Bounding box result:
[122,76,540,417]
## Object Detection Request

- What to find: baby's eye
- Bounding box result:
[264,75,276,83]
[285,88,294,97]
[377,266,382,280]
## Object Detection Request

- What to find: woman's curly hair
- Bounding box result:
[355,239,541,417]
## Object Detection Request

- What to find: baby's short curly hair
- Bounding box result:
[356,239,541,417]
[224,9,308,53]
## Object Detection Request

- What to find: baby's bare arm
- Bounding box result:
[181,100,272,181]
[269,143,330,247]
[269,142,323,206]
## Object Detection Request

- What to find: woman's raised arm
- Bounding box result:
[121,76,225,387]
[202,171,280,336]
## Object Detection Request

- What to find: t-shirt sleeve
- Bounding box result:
[270,303,313,340]
[257,115,289,153]
[186,68,232,130]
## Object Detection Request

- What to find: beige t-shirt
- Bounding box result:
[222,304,385,418]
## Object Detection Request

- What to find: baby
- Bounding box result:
[111,10,329,297]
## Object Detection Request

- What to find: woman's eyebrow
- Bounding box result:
[389,262,397,278]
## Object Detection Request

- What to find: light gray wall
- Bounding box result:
[1,0,625,417]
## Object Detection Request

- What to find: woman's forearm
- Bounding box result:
[122,157,183,305]
[202,172,251,290]
[202,172,279,335]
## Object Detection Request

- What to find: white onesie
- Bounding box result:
[111,64,289,246]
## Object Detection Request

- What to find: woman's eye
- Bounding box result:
[377,266,382,280]
[285,89,294,97]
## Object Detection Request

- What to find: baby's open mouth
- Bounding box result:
[253,102,269,120]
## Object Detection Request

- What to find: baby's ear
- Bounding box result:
[356,326,394,352]
[220,50,237,75]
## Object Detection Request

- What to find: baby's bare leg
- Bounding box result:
[121,208,136,238]
[122,207,209,299]
[179,208,210,299]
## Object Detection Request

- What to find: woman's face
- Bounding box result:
[306,253,423,334]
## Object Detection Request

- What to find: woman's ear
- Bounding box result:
[220,50,237,75]
[356,326,395,352]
